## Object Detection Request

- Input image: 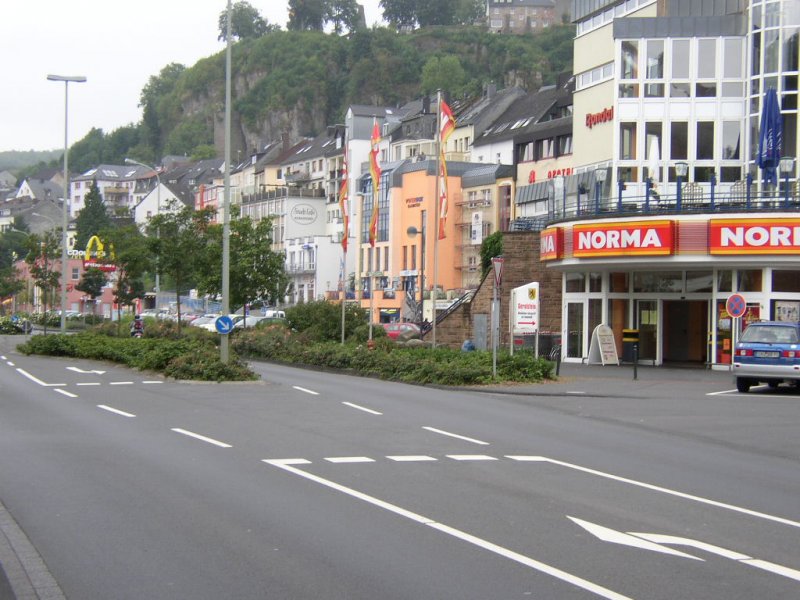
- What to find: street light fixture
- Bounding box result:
[48,73,86,333]
[125,158,161,293]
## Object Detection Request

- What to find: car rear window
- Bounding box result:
[741,325,799,344]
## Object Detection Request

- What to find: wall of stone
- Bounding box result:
[434,231,563,351]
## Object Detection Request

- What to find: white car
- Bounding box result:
[189,314,221,330]
[232,315,268,329]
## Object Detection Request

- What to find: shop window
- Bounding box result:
[589,273,603,293]
[773,300,800,322]
[724,38,743,77]
[737,270,762,292]
[772,270,800,293]
[566,273,585,293]
[633,271,682,293]
[686,271,713,293]
[610,272,629,293]
[717,270,732,292]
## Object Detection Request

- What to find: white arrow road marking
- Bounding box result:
[16,368,65,387]
[264,459,633,600]
[568,517,702,560]
[633,533,800,582]
[67,367,106,375]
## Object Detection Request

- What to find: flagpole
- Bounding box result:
[431,90,443,348]
[341,245,346,344]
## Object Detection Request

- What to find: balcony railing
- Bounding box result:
[286,263,316,274]
[241,186,325,205]
[546,179,800,225]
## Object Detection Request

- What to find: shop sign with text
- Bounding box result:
[709,218,800,255]
[573,220,675,257]
[540,227,563,261]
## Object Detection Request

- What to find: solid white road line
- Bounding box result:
[16,368,64,387]
[77,383,101,386]
[423,426,489,446]
[386,455,437,462]
[170,428,232,448]
[109,381,134,386]
[54,389,78,398]
[97,405,136,418]
[342,401,382,415]
[446,455,497,461]
[142,381,163,384]
[324,457,375,463]
[506,455,800,529]
[263,459,633,600]
[293,385,319,395]
[6,362,14,367]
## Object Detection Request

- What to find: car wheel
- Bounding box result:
[736,377,751,393]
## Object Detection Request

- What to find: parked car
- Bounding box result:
[139,308,170,320]
[733,321,800,392]
[189,314,220,329]
[233,315,269,329]
[382,322,421,341]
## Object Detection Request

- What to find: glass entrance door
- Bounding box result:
[567,302,584,359]
[636,300,658,362]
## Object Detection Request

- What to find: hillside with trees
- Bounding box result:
[60,10,574,172]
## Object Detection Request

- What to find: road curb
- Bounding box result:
[0,498,65,600]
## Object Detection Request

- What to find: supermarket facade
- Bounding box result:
[539,0,800,366]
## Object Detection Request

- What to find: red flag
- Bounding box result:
[369,119,381,248]
[438,99,456,240]
[339,145,349,252]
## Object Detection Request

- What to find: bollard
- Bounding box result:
[633,343,638,380]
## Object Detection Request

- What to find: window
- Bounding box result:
[621,41,638,79]
[671,122,688,160]
[619,122,637,159]
[536,138,554,159]
[722,122,741,160]
[696,122,714,160]
[724,38,743,78]
[672,40,690,78]
[646,40,664,79]
[697,39,716,78]
[72,267,80,280]
[558,135,573,156]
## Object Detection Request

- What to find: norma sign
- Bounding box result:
[511,282,539,335]
[572,220,675,258]
[726,293,747,318]
[540,227,563,261]
[709,219,800,255]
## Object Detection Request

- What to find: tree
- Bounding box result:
[288,0,327,31]
[196,216,288,311]
[454,0,485,26]
[479,231,503,280]
[218,1,276,41]
[139,63,186,155]
[103,224,152,329]
[75,268,107,317]
[420,55,467,96]
[24,230,61,331]
[147,203,215,330]
[380,0,418,29]
[326,0,362,34]
[74,182,113,251]
[416,0,456,26]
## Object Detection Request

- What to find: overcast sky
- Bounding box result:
[0,1,383,153]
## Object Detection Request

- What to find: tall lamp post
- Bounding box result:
[47,73,86,333]
[779,156,795,208]
[675,161,689,212]
[407,213,426,327]
[125,158,161,294]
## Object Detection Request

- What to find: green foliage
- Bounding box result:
[24,230,61,317]
[480,230,503,279]
[218,1,272,41]
[75,268,107,303]
[164,117,214,157]
[284,300,368,342]
[74,182,113,249]
[421,55,467,96]
[0,150,61,174]
[18,332,256,382]
[288,0,327,31]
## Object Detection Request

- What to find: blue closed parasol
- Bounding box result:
[756,87,783,187]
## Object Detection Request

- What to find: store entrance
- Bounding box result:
[663,300,708,364]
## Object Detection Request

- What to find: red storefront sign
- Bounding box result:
[573,220,675,257]
[540,227,563,261]
[585,107,614,129]
[709,218,800,255]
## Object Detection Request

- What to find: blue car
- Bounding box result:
[733,321,800,393]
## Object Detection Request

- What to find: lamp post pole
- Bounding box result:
[221,0,233,363]
[125,158,161,295]
[47,74,86,333]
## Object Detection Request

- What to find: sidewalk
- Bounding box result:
[473,361,736,398]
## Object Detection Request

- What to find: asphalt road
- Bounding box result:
[0,336,798,599]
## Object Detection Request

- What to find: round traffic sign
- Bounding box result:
[726,293,746,318]
[215,315,234,334]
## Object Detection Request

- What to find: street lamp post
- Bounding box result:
[407,212,426,327]
[125,158,161,294]
[47,73,86,333]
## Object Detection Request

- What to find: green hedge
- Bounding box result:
[17,333,256,382]
[232,328,553,386]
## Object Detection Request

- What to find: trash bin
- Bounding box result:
[622,328,639,363]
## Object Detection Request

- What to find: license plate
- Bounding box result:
[755,351,780,358]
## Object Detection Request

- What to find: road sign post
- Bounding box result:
[490,257,504,379]
[215,315,234,335]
